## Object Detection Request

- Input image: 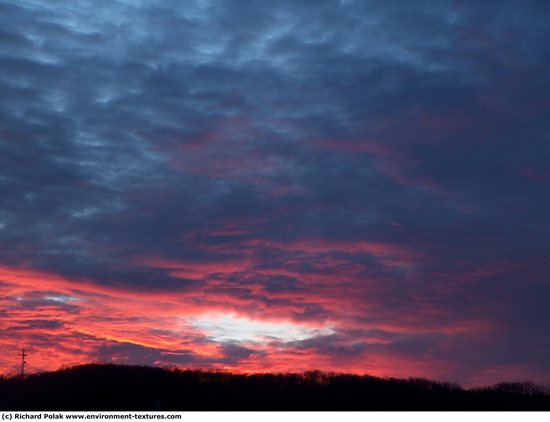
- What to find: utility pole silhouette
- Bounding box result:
[18,348,28,377]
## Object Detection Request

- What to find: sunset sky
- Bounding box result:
[1,0,550,387]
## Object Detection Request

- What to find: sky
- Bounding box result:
[0,0,549,387]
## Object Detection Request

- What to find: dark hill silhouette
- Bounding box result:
[1,364,549,410]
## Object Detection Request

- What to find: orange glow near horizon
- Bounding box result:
[1,262,548,388]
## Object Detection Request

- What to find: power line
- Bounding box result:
[18,348,28,377]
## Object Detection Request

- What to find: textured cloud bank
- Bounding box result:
[1,0,550,386]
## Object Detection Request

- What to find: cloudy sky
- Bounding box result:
[1,0,549,386]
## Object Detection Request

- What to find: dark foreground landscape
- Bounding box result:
[1,364,550,411]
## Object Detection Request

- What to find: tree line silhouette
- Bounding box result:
[1,364,549,410]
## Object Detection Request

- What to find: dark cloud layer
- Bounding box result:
[1,0,549,386]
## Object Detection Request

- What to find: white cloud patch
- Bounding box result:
[188,313,333,343]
